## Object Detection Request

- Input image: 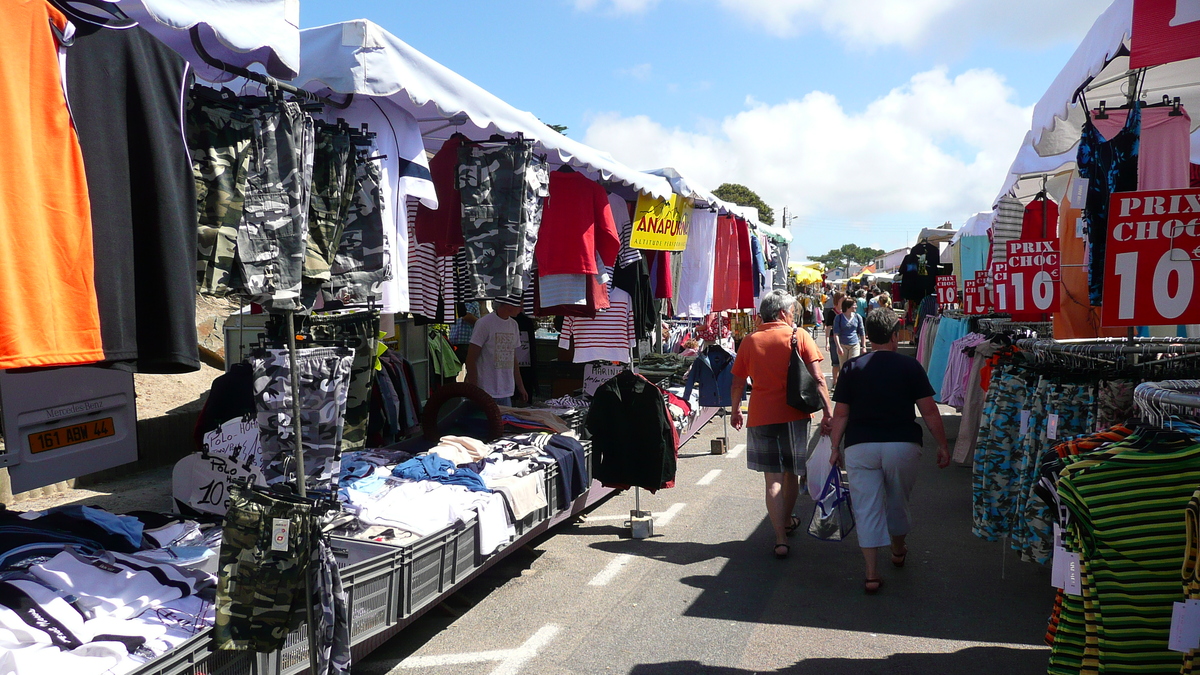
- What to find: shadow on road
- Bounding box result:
[627,646,1046,675]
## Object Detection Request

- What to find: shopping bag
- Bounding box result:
[805,434,833,500]
[787,328,823,413]
[808,466,855,541]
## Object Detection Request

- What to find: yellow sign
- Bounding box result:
[630,194,693,251]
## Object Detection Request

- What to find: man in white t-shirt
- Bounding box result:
[466,298,528,405]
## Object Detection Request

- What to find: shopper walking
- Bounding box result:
[730,290,833,559]
[829,308,949,594]
[830,299,865,373]
[466,299,528,406]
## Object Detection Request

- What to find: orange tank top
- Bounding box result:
[0,1,104,369]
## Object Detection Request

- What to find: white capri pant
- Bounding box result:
[844,441,921,549]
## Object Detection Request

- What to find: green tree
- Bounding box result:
[545,123,568,135]
[711,183,775,225]
[811,244,885,273]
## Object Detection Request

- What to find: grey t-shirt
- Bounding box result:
[470,312,518,398]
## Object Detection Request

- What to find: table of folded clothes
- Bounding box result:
[0,505,221,674]
[333,431,589,554]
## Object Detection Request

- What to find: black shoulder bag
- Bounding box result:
[787,328,823,413]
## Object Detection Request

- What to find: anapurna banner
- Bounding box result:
[631,194,693,251]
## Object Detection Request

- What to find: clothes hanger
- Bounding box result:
[46,0,136,29]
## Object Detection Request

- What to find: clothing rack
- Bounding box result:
[1134,380,1200,427]
[188,26,352,110]
[188,33,329,675]
[1016,338,1200,355]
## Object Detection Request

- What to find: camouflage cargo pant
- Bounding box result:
[190,101,314,310]
[456,142,548,300]
[304,125,355,286]
[312,534,351,675]
[190,103,254,295]
[269,310,379,452]
[215,485,313,651]
[250,346,354,485]
[239,102,313,311]
[321,153,389,305]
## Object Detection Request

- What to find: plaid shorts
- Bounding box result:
[746,420,811,474]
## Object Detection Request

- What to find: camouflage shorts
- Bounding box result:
[312,534,351,675]
[270,310,380,452]
[457,142,548,300]
[321,152,389,305]
[250,346,354,485]
[215,484,313,651]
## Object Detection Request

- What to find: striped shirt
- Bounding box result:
[1053,438,1200,674]
[992,195,1024,266]
[406,196,440,320]
[558,287,635,363]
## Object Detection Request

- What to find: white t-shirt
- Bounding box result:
[470,313,519,398]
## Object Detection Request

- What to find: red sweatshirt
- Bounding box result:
[535,171,619,276]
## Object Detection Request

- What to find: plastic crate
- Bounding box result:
[127,633,272,675]
[446,519,478,585]
[277,538,402,675]
[543,463,561,515]
[401,525,457,617]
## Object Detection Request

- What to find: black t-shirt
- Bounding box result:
[832,350,935,447]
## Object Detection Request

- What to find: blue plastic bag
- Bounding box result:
[808,466,855,541]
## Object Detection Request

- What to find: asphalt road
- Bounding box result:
[360,343,1055,675]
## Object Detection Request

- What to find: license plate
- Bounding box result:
[28,417,115,454]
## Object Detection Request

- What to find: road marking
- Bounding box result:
[582,502,687,527]
[696,469,722,485]
[655,502,686,527]
[397,624,561,673]
[728,443,746,458]
[589,554,634,586]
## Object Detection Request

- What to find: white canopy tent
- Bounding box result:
[644,167,793,243]
[996,0,1200,204]
[292,19,673,200]
[117,0,300,81]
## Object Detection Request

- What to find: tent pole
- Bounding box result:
[284,310,320,675]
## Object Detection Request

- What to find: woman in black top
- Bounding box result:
[829,308,950,594]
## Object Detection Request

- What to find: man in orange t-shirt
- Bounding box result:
[731,290,833,559]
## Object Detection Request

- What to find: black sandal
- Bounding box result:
[891,546,908,568]
[785,516,803,536]
[774,544,790,559]
[864,578,883,594]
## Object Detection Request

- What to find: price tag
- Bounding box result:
[1076,217,1086,240]
[1068,176,1089,206]
[1004,239,1060,317]
[1103,188,1200,327]
[583,362,623,396]
[936,275,958,306]
[202,415,263,468]
[1169,600,1200,652]
[271,518,291,552]
[1019,410,1031,435]
[172,453,265,516]
[963,278,988,315]
[1063,551,1082,595]
[1047,413,1060,440]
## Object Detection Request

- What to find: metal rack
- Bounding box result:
[1135,380,1200,426]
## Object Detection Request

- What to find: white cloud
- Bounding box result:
[618,63,653,80]
[583,67,1032,228]
[576,0,1108,49]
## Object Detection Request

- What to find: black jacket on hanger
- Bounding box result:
[587,371,677,492]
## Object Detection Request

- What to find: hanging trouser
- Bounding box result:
[250,347,354,484]
[322,154,389,304]
[304,126,355,287]
[456,142,548,300]
[286,311,380,452]
[970,366,1030,541]
[190,103,254,296]
[311,534,351,675]
[215,485,313,651]
[238,102,313,311]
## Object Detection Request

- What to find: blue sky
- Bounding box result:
[301,0,1111,259]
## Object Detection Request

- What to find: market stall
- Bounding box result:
[0,4,785,675]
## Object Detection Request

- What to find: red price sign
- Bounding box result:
[963,278,988,314]
[936,275,958,305]
[1003,239,1060,316]
[991,262,1010,312]
[1102,188,1200,326]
